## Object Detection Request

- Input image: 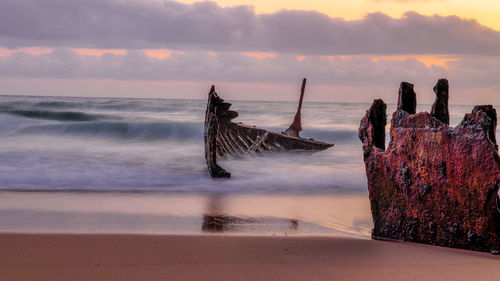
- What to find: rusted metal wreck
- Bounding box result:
[204,78,334,178]
[359,79,500,253]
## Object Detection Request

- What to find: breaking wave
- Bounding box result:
[1,109,102,122]
[301,128,358,143]
[34,101,82,108]
[19,121,204,141]
[16,119,356,143]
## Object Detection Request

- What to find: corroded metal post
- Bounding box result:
[397,82,416,114]
[472,105,497,146]
[431,79,449,124]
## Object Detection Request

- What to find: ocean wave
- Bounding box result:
[13,116,357,142]
[34,101,81,108]
[0,98,189,113]
[34,100,141,111]
[300,128,358,143]
[1,109,101,122]
[19,121,204,141]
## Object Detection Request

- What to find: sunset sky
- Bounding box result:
[0,0,499,103]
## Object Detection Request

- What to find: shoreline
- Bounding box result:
[0,233,498,281]
[0,191,372,237]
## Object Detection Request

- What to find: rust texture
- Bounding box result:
[359,79,500,253]
[397,82,417,114]
[282,78,306,138]
[204,85,333,178]
[431,79,450,124]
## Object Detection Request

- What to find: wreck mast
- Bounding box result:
[283,78,306,138]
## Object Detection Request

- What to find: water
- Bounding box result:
[0,95,369,193]
[0,95,481,236]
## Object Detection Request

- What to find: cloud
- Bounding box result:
[0,48,498,90]
[0,0,498,55]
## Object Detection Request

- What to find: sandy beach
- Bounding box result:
[0,234,498,281]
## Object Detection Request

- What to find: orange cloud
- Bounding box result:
[243,52,276,59]
[319,54,458,67]
[73,49,127,56]
[370,55,460,67]
[143,49,186,59]
[0,47,52,57]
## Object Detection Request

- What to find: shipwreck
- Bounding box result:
[204,78,334,178]
[359,79,500,253]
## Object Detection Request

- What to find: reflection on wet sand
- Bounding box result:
[202,195,299,234]
[0,192,372,237]
[202,195,246,232]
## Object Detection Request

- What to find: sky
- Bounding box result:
[0,0,499,103]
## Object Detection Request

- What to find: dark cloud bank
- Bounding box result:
[0,0,499,55]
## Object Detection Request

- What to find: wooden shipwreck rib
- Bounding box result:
[204,78,334,178]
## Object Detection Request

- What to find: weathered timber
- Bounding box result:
[204,85,334,178]
[359,80,500,253]
[204,86,232,178]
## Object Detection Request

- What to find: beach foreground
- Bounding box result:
[0,234,498,281]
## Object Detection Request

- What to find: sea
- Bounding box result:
[0,95,482,237]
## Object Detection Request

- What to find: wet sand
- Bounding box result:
[0,192,372,237]
[0,234,498,281]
